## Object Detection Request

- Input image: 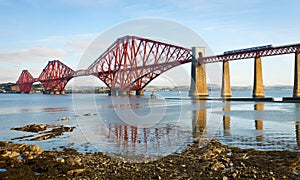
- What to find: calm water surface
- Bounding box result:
[0,90,299,160]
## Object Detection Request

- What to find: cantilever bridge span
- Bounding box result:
[17,36,191,94]
[16,35,300,98]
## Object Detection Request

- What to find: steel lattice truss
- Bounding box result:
[203,43,300,63]
[87,36,191,90]
[16,70,35,93]
[38,60,75,92]
[16,35,300,93]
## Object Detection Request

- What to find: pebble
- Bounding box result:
[67,168,85,175]
[1,139,299,179]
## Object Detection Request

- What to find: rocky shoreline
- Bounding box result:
[0,139,299,179]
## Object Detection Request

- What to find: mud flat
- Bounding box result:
[0,139,299,179]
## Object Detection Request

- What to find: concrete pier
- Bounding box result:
[221,61,232,97]
[189,47,209,97]
[136,90,144,96]
[293,53,300,97]
[119,90,129,96]
[108,89,117,96]
[253,57,264,97]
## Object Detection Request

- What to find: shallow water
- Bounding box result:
[0,89,299,159]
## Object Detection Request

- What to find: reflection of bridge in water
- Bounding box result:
[192,101,300,150]
[16,35,300,99]
[99,100,300,152]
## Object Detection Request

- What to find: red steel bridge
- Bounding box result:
[16,35,300,96]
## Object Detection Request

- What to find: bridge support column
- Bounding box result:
[221,61,232,97]
[189,47,209,97]
[136,90,144,96]
[293,53,300,97]
[129,90,134,96]
[119,90,129,96]
[253,57,264,97]
[109,89,117,96]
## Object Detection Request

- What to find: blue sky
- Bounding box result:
[1,0,300,86]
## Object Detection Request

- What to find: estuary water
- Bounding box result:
[0,89,299,160]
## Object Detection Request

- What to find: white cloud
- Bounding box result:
[0,46,66,63]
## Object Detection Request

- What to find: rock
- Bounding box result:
[68,157,82,166]
[11,124,47,132]
[56,157,65,163]
[0,141,8,146]
[151,174,161,180]
[23,144,44,159]
[67,168,85,175]
[59,117,71,121]
[83,113,93,116]
[211,161,225,171]
[83,113,97,116]
[1,151,20,158]
[32,134,56,141]
[63,126,75,132]
[232,173,237,178]
[30,144,44,155]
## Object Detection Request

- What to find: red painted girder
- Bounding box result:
[87,35,191,90]
[203,43,300,64]
[89,59,191,77]
[16,70,36,93]
[87,35,191,74]
[38,60,75,91]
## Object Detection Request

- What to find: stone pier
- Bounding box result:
[189,47,209,97]
[108,89,117,96]
[293,53,300,97]
[136,90,144,96]
[118,90,131,96]
[221,61,232,97]
[253,57,264,97]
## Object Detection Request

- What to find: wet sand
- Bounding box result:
[0,139,299,179]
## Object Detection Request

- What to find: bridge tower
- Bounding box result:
[16,70,35,93]
[38,60,75,94]
[87,36,191,96]
[189,47,209,97]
